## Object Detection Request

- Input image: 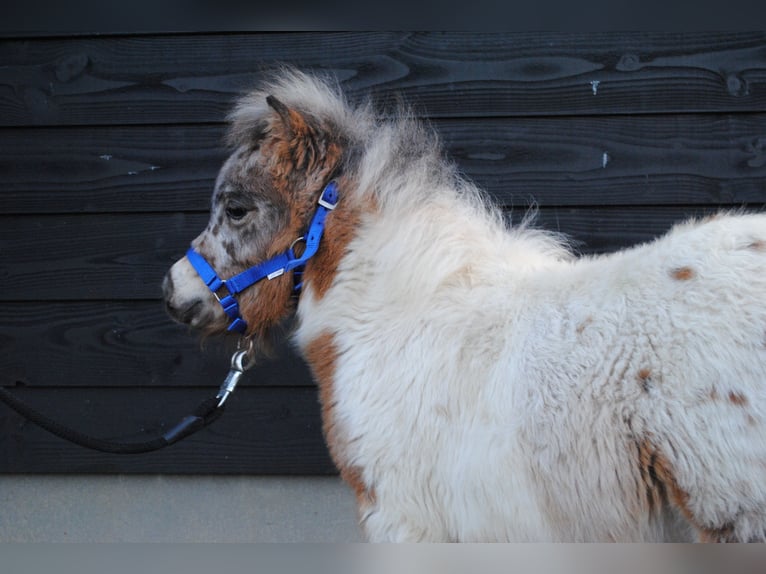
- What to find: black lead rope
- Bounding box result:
[0,349,253,455]
[0,389,223,454]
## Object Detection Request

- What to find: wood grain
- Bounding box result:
[0,124,227,214]
[2,113,765,214]
[0,301,313,389]
[1,32,765,126]
[0,206,736,301]
[2,30,765,475]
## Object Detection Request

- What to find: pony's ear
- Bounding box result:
[266,95,310,139]
[266,95,290,123]
[266,95,318,173]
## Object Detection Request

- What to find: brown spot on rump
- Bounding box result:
[304,332,375,508]
[637,368,652,392]
[635,439,669,517]
[576,317,593,334]
[747,239,766,251]
[671,266,695,281]
[636,438,736,542]
[698,523,738,543]
[728,391,749,406]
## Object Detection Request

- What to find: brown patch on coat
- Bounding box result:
[747,239,766,251]
[304,332,375,508]
[635,440,670,517]
[671,266,695,281]
[636,438,738,542]
[698,524,737,543]
[576,317,593,334]
[637,368,652,392]
[264,99,341,187]
[647,447,696,526]
[257,99,352,304]
[304,331,340,448]
[238,272,295,341]
[264,102,343,225]
[342,465,377,509]
[304,183,375,300]
[266,95,320,174]
[728,391,748,406]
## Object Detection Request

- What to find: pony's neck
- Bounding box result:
[300,176,376,302]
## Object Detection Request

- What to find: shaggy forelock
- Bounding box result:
[225,67,370,149]
[223,66,572,262]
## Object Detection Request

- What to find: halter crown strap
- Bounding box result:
[186,181,339,334]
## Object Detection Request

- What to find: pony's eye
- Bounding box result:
[225,204,248,221]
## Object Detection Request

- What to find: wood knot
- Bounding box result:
[55,53,89,83]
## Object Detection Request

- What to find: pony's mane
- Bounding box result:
[227,67,573,262]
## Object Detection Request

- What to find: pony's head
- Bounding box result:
[163,70,351,347]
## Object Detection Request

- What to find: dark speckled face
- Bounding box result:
[162,91,344,343]
[204,145,290,272]
[162,142,290,335]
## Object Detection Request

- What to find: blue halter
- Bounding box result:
[186,181,339,334]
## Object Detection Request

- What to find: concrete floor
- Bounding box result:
[0,475,362,542]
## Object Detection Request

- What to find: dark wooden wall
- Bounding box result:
[1,32,765,473]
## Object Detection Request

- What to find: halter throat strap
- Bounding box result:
[186,181,339,334]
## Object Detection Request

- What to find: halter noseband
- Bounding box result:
[186,181,339,334]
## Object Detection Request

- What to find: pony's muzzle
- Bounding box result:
[163,256,226,329]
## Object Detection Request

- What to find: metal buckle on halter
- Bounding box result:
[212,283,231,303]
[317,183,339,210]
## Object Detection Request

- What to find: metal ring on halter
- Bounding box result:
[289,236,307,258]
[237,337,257,369]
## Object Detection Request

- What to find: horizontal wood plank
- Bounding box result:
[0,212,204,301]
[0,206,740,301]
[0,124,226,214]
[0,301,313,389]
[2,114,766,215]
[1,32,765,126]
[3,30,766,476]
[0,386,335,474]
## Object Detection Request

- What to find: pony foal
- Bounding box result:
[164,69,766,542]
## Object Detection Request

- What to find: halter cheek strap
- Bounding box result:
[186,181,339,334]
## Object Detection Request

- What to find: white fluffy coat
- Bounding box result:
[296,196,766,541]
[169,70,766,542]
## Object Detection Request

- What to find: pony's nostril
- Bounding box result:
[179,300,204,324]
[165,298,204,325]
